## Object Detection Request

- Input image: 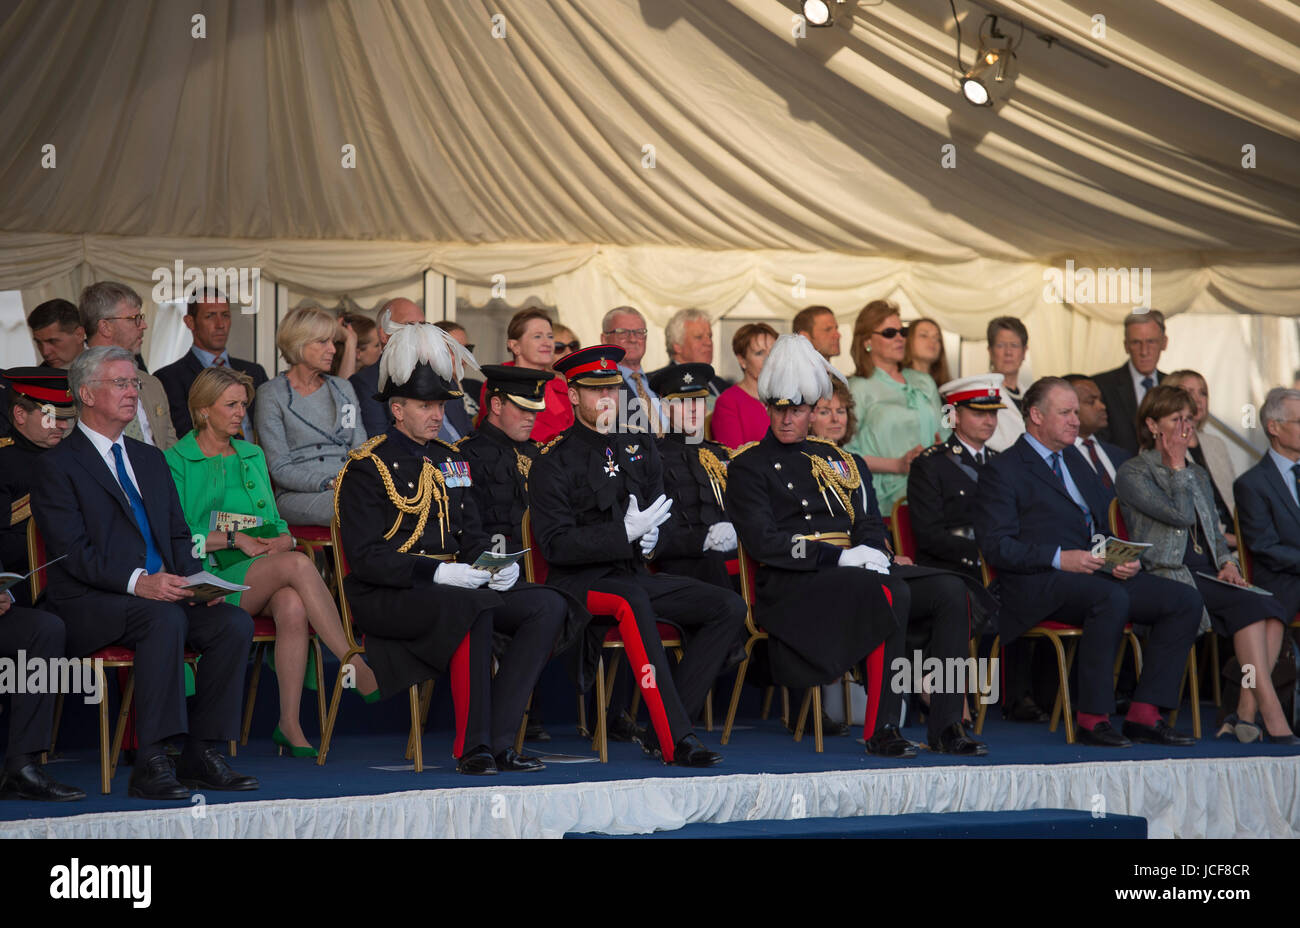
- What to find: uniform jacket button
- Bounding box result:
[804,514,812,520]
[787,483,793,489]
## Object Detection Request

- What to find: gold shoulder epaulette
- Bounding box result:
[919,443,944,458]
[730,440,759,457]
[710,441,732,460]
[431,437,460,453]
[347,434,387,461]
[0,437,12,449]
[538,435,565,455]
[807,435,845,452]
[451,435,470,451]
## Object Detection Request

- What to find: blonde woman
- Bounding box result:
[166,366,379,755]
[255,306,368,525]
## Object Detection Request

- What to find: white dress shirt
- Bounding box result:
[77,420,149,594]
[1128,361,1158,405]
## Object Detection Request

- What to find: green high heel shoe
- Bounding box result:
[359,686,382,704]
[272,726,319,758]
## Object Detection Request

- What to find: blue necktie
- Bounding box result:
[1140,375,1154,397]
[1051,451,1095,536]
[112,443,163,573]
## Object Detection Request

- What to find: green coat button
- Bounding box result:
[256,500,266,509]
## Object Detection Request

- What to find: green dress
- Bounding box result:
[164,432,290,606]
[845,367,949,513]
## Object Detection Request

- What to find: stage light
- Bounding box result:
[960,46,1012,106]
[803,0,832,26]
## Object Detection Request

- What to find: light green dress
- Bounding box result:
[846,367,949,512]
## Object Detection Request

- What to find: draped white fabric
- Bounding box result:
[4,756,1298,839]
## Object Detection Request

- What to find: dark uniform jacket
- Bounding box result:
[906,436,993,580]
[455,421,547,547]
[654,432,733,587]
[0,433,44,593]
[337,427,586,696]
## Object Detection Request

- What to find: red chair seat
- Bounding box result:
[253,616,277,638]
[89,646,136,663]
[603,622,680,644]
[291,524,332,542]
[1036,621,1134,632]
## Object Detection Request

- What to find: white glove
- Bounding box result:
[434,562,492,589]
[703,521,738,552]
[624,494,673,543]
[639,524,660,556]
[488,561,520,591]
[838,545,892,575]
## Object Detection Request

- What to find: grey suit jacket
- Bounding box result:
[139,368,178,451]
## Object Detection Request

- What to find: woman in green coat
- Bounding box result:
[165,366,378,757]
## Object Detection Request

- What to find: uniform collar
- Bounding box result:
[477,420,525,449]
[385,425,437,457]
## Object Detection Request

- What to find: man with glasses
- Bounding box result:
[1235,387,1300,622]
[601,306,662,435]
[34,345,258,798]
[1091,310,1169,455]
[81,281,178,450]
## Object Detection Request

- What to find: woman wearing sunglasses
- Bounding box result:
[845,300,949,513]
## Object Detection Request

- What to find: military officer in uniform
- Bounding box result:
[728,335,989,756]
[0,368,76,604]
[336,324,583,775]
[529,345,748,766]
[646,362,737,590]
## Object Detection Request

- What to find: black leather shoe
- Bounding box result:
[929,723,989,756]
[609,711,646,743]
[494,748,545,771]
[666,733,722,767]
[788,711,849,738]
[456,746,498,775]
[1077,720,1132,747]
[128,755,191,800]
[1003,695,1050,723]
[864,723,919,758]
[0,764,86,802]
[175,746,260,791]
[1121,718,1195,746]
[524,722,551,742]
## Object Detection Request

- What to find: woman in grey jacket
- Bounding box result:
[1116,385,1296,744]
[256,306,368,525]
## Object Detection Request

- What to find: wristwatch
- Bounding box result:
[227,530,236,550]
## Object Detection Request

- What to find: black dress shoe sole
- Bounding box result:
[930,741,989,756]
[668,754,723,767]
[128,786,191,800]
[1,787,87,802]
[865,744,919,758]
[176,777,260,791]
[1077,733,1133,748]
[1120,724,1195,747]
[497,760,546,772]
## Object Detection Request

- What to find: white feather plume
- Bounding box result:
[757,333,847,405]
[378,322,481,391]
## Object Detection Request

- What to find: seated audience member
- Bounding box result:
[810,378,856,448]
[433,320,476,442]
[712,322,778,449]
[908,373,1048,724]
[1165,369,1237,546]
[477,308,574,442]
[1064,374,1131,488]
[1092,310,1169,455]
[651,309,732,411]
[337,324,582,775]
[28,298,86,369]
[845,300,948,514]
[0,571,81,801]
[35,346,258,798]
[80,281,178,450]
[983,316,1028,452]
[648,362,737,590]
[256,305,367,526]
[529,344,748,766]
[728,335,986,755]
[165,366,379,756]
[351,298,426,437]
[974,376,1203,747]
[904,318,951,388]
[552,324,580,363]
[0,369,76,604]
[1234,387,1300,623]
[792,305,841,361]
[1118,385,1297,745]
[155,288,270,438]
[602,306,663,434]
[331,312,380,376]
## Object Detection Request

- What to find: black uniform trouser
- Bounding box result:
[588,572,747,759]
[0,605,64,763]
[1036,571,1201,715]
[873,575,912,735]
[56,595,252,748]
[898,573,971,739]
[456,587,566,756]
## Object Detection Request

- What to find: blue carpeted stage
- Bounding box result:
[3,659,1299,838]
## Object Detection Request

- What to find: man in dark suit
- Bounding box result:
[351,297,425,437]
[974,376,1202,747]
[433,321,476,441]
[1234,387,1300,620]
[1066,374,1132,488]
[1090,310,1168,455]
[33,345,258,799]
[649,309,731,410]
[154,289,268,438]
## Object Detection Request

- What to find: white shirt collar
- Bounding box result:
[77,420,125,457]
[955,435,985,460]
